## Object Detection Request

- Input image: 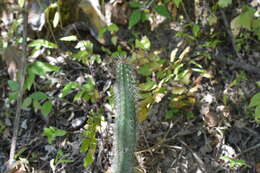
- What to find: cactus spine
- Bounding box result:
[113,57,137,173]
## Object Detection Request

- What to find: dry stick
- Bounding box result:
[8,3,28,166]
[213,52,260,75]
[236,143,260,157]
[177,138,207,172]
[220,9,241,59]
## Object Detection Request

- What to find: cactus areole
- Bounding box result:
[113,56,137,173]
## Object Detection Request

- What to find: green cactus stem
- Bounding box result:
[113,57,137,173]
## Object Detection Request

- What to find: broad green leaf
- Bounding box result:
[138,64,152,76]
[29,61,60,76]
[54,128,67,136]
[129,9,142,29]
[43,126,67,144]
[139,80,156,91]
[111,36,118,45]
[107,24,119,32]
[252,19,260,40]
[41,100,52,116]
[135,36,151,50]
[83,149,94,168]
[256,81,260,87]
[172,86,187,95]
[192,24,200,37]
[75,40,93,51]
[60,82,80,98]
[208,14,218,25]
[28,39,58,49]
[73,90,84,101]
[53,11,60,28]
[24,71,35,90]
[238,7,255,30]
[8,92,18,102]
[8,80,20,91]
[154,5,171,18]
[60,35,78,41]
[249,92,260,107]
[30,92,48,100]
[22,97,32,108]
[217,0,232,8]
[231,16,241,36]
[255,106,260,123]
[172,0,182,8]
[165,109,179,119]
[33,100,41,110]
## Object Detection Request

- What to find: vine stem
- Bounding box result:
[8,2,28,166]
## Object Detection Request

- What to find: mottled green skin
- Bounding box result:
[113,62,136,173]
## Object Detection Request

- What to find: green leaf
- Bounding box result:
[192,24,200,37]
[107,24,119,32]
[238,7,255,30]
[30,92,49,100]
[53,11,60,28]
[22,97,32,108]
[28,61,60,76]
[249,92,260,107]
[43,126,67,144]
[60,82,80,98]
[8,92,18,102]
[83,150,94,168]
[33,100,41,110]
[41,100,52,116]
[217,0,232,8]
[139,80,156,91]
[24,71,35,90]
[60,35,78,41]
[8,80,20,91]
[28,39,58,49]
[73,90,84,101]
[154,5,171,18]
[129,9,142,29]
[252,19,260,40]
[255,106,260,123]
[135,36,151,50]
[172,0,182,8]
[138,64,152,76]
[75,40,93,52]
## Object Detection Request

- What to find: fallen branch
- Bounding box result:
[213,52,260,75]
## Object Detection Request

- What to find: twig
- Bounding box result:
[220,9,241,59]
[8,2,28,166]
[237,143,260,157]
[177,138,207,172]
[213,52,260,74]
[136,127,198,154]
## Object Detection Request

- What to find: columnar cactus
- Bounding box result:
[113,56,137,173]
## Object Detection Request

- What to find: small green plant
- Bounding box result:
[22,91,53,117]
[128,1,171,29]
[50,150,73,172]
[220,156,251,168]
[60,76,99,103]
[112,55,137,173]
[249,92,260,123]
[80,112,101,168]
[43,126,67,144]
